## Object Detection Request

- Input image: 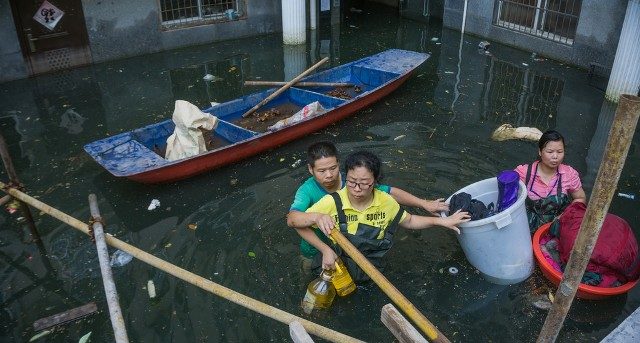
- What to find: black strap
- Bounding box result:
[384,208,404,238]
[525,163,533,190]
[526,161,563,198]
[330,193,348,233]
[556,172,563,197]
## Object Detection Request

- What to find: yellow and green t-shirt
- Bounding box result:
[306,187,407,239]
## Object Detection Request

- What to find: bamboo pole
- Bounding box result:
[0,183,363,343]
[537,94,640,343]
[88,194,129,343]
[381,304,427,343]
[244,81,354,88]
[0,133,40,242]
[330,230,450,343]
[241,57,329,118]
[0,194,11,206]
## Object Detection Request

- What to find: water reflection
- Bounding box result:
[0,3,637,342]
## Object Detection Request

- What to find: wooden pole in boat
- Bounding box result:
[330,230,450,343]
[0,183,363,343]
[244,81,354,88]
[88,194,129,343]
[0,133,41,243]
[537,94,640,343]
[241,57,329,118]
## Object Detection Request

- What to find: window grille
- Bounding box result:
[160,0,245,28]
[481,58,563,129]
[494,0,581,45]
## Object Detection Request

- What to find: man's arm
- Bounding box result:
[290,220,338,270]
[287,210,335,235]
[389,187,449,215]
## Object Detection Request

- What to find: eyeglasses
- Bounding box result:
[345,179,374,190]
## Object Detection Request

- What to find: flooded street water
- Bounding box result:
[1,5,639,342]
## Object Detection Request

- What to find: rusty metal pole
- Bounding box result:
[0,133,40,242]
[88,194,129,343]
[537,94,640,343]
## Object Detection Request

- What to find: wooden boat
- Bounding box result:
[84,49,429,183]
[532,222,639,300]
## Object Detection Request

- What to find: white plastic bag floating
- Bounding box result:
[165,100,219,161]
[147,199,160,210]
[110,249,133,267]
[267,101,328,131]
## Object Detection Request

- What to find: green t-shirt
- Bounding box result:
[290,176,391,258]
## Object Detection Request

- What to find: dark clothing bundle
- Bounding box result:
[550,202,640,287]
[449,192,495,221]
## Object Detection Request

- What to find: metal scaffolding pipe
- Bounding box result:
[88,194,129,343]
[282,0,306,44]
[537,94,640,342]
[605,0,640,102]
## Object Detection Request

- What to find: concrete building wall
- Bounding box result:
[0,0,281,83]
[0,0,28,82]
[442,0,627,70]
[82,1,281,63]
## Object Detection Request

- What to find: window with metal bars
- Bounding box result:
[493,0,582,45]
[160,0,245,28]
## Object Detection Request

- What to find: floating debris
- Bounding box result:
[147,199,160,211]
[187,223,198,230]
[110,250,133,267]
[291,159,303,168]
[28,330,52,342]
[491,124,542,142]
[327,87,352,100]
[79,332,92,343]
[533,299,552,310]
[393,135,406,141]
[147,280,156,299]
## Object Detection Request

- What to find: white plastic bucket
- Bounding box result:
[444,177,533,285]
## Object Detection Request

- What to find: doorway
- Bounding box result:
[9,0,92,76]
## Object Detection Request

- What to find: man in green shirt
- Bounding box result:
[287,141,449,270]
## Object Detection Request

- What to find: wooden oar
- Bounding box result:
[330,230,450,343]
[0,182,363,343]
[242,57,329,118]
[245,81,354,88]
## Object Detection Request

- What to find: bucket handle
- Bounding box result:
[495,215,512,229]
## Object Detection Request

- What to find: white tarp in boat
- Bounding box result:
[165,100,219,161]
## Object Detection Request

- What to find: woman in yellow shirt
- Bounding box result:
[298,151,470,281]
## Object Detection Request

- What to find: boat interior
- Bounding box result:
[127,62,402,158]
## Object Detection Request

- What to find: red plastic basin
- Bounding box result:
[532,222,639,300]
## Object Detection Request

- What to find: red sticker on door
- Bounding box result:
[33,1,65,31]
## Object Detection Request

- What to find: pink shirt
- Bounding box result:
[515,161,582,201]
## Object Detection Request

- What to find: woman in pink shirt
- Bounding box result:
[514,130,587,232]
